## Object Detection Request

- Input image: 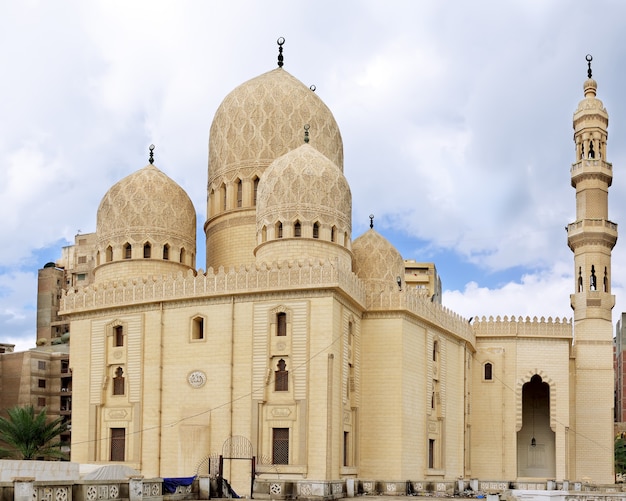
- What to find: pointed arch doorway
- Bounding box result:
[517,375,555,478]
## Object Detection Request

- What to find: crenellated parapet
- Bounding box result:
[60,258,366,314]
[365,288,476,346]
[472,315,572,339]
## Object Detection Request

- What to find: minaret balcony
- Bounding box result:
[567,218,618,250]
[570,159,613,187]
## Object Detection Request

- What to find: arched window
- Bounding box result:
[209,188,215,216]
[113,367,125,395]
[294,221,301,237]
[124,243,132,259]
[275,359,288,391]
[253,177,260,206]
[106,246,113,262]
[433,340,439,362]
[276,222,283,239]
[163,244,170,260]
[143,242,151,258]
[261,226,267,243]
[313,222,320,239]
[180,248,186,264]
[236,179,242,208]
[484,362,493,381]
[331,226,336,243]
[220,183,227,211]
[578,267,583,292]
[590,265,597,291]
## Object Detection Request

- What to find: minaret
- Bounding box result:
[568,55,617,483]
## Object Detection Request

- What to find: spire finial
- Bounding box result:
[304,124,310,143]
[369,214,374,229]
[586,54,593,79]
[277,37,285,68]
[149,144,155,165]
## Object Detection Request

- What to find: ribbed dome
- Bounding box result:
[97,164,196,248]
[256,144,351,230]
[352,229,404,288]
[208,68,343,186]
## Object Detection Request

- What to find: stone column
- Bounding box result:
[13,478,35,501]
[198,475,211,499]
[129,476,144,501]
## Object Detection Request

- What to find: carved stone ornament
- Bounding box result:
[188,370,207,388]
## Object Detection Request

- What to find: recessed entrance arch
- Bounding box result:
[517,374,555,478]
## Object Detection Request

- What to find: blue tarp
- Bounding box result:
[162,476,196,494]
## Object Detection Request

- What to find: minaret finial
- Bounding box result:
[304,124,310,143]
[149,144,155,165]
[586,54,593,79]
[369,214,374,229]
[277,37,285,68]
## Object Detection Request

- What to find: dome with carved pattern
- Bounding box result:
[256,144,351,231]
[208,68,343,187]
[96,164,196,252]
[352,229,404,290]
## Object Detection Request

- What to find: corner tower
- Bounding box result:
[567,55,617,483]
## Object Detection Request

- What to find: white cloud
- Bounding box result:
[2,0,626,349]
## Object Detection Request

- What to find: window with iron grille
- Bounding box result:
[113,367,125,395]
[272,428,289,464]
[110,428,125,461]
[275,359,288,392]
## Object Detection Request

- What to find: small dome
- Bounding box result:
[352,229,404,289]
[97,164,196,249]
[256,144,351,231]
[573,78,608,128]
[208,68,343,186]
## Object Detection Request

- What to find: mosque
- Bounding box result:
[59,42,616,497]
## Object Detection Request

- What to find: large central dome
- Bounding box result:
[208,68,344,186]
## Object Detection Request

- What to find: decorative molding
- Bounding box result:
[188,371,207,388]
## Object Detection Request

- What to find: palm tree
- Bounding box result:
[0,405,69,460]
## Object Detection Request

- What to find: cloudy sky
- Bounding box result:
[2,0,626,351]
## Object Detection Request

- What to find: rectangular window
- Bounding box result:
[77,273,86,281]
[428,439,435,469]
[272,428,289,464]
[343,431,350,466]
[277,312,287,336]
[78,256,87,264]
[192,317,204,340]
[38,361,46,370]
[114,326,124,347]
[38,379,46,388]
[110,428,126,461]
[37,397,46,407]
